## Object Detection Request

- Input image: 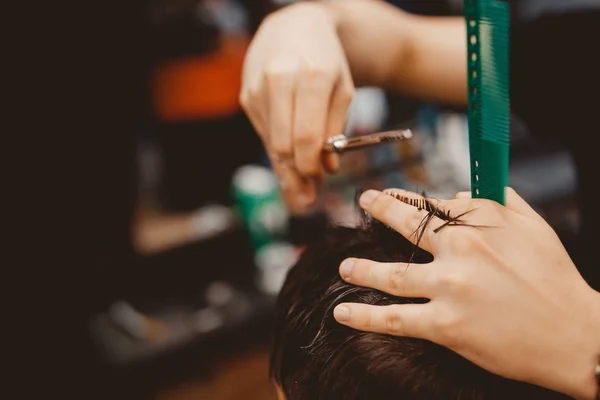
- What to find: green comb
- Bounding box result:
[464,0,511,205]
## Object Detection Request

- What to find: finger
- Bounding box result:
[241,82,270,140]
[323,75,354,173]
[504,187,541,218]
[267,153,316,212]
[244,77,314,210]
[333,303,432,339]
[266,71,295,160]
[339,258,436,298]
[245,106,268,140]
[360,189,442,252]
[322,153,340,174]
[387,188,483,228]
[293,69,336,177]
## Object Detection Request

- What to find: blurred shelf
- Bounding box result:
[91,283,276,396]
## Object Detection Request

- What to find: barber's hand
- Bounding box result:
[240,3,354,212]
[334,188,600,399]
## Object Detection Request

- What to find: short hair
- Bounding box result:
[270,207,568,400]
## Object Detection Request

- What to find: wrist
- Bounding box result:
[551,287,600,399]
[577,288,600,399]
[266,1,337,31]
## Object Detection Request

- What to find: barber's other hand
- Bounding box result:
[240,2,354,212]
[334,188,600,399]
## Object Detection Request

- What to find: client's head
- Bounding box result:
[270,209,567,400]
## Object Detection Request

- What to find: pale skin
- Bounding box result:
[241,1,600,399]
[335,188,600,399]
[240,0,466,212]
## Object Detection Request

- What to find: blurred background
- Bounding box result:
[86,0,585,399]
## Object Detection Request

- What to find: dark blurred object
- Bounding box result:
[90,223,272,397]
[511,1,600,289]
[155,114,262,210]
[239,0,277,31]
[147,0,219,61]
[288,211,328,246]
[385,0,453,16]
[147,0,271,211]
[92,285,275,399]
[126,225,256,306]
[147,0,275,60]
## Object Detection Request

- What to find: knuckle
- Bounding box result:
[448,228,481,253]
[239,91,250,109]
[272,147,293,159]
[294,129,319,146]
[340,85,355,104]
[432,311,462,345]
[301,65,335,80]
[297,163,321,178]
[438,271,469,293]
[265,66,293,84]
[363,309,373,330]
[385,311,403,335]
[271,140,293,157]
[247,84,263,102]
[388,265,405,291]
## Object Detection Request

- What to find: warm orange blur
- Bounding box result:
[152,36,249,122]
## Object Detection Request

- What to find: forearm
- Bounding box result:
[324,0,467,105]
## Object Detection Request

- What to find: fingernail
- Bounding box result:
[334,305,350,322]
[360,190,379,207]
[298,182,316,206]
[340,259,354,279]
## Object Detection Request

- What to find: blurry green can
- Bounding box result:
[232,165,288,251]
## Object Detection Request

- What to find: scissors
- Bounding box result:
[322,129,413,154]
[273,129,413,164]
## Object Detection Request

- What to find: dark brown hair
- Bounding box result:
[270,206,568,400]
